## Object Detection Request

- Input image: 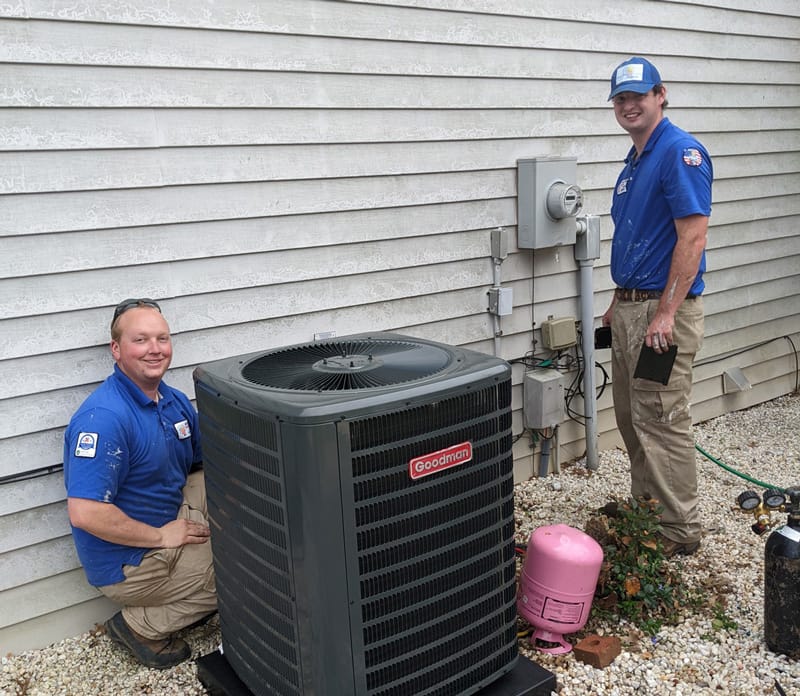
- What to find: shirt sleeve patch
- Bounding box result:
[75,432,99,458]
[682,148,703,167]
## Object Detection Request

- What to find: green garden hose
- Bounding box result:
[695,443,784,493]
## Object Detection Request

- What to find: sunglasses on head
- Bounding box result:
[111,298,162,328]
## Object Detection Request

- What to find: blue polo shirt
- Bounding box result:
[63,364,202,586]
[610,118,713,295]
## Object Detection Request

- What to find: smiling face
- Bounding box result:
[110,306,173,397]
[612,87,666,147]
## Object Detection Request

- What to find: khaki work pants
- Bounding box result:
[611,297,704,544]
[99,470,217,640]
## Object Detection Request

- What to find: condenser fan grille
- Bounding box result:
[241,339,453,391]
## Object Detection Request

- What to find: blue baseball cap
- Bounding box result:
[608,57,662,100]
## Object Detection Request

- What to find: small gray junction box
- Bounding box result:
[523,369,564,429]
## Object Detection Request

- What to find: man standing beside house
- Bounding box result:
[63,299,216,669]
[601,57,713,557]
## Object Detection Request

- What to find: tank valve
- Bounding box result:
[736,488,793,535]
[735,486,800,657]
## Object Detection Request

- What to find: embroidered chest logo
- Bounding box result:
[683,148,703,167]
[616,178,630,195]
[174,420,192,439]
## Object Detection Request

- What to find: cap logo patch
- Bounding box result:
[616,63,644,84]
[683,148,703,167]
[75,432,98,458]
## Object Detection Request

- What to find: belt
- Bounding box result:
[615,288,697,302]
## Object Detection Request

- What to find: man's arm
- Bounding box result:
[67,497,210,549]
[647,213,709,352]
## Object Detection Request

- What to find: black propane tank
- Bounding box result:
[764,487,800,657]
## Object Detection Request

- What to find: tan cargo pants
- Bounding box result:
[611,296,704,544]
[99,470,217,640]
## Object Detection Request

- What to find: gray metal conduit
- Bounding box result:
[575,215,602,470]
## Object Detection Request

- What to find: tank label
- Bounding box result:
[541,596,584,624]
[409,442,472,480]
[777,525,800,543]
[520,591,586,625]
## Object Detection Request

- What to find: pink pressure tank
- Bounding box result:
[517,524,604,654]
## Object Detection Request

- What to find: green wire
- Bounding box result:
[695,443,784,493]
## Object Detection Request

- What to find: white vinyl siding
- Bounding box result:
[1,0,798,653]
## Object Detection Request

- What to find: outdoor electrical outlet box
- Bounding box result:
[523,369,564,429]
[575,214,601,262]
[488,287,513,316]
[517,157,582,249]
[491,227,509,260]
[541,317,577,350]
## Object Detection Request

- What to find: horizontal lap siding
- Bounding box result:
[1,0,799,652]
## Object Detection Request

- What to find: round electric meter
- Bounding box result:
[545,181,583,220]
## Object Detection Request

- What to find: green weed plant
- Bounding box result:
[589,496,698,635]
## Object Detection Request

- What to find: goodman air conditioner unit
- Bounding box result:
[193,333,518,696]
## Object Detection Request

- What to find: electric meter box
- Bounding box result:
[517,157,582,249]
[523,369,564,429]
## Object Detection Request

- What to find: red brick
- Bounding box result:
[573,634,622,669]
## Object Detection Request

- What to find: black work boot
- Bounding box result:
[656,532,701,558]
[105,611,191,669]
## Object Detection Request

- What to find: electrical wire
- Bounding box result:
[693,334,799,393]
[562,328,610,425]
[0,464,64,485]
[511,335,609,440]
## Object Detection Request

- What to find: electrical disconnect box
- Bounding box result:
[517,157,583,249]
[523,369,564,429]
[541,317,577,350]
[488,287,513,316]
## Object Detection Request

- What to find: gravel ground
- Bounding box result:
[516,393,800,696]
[1,394,798,696]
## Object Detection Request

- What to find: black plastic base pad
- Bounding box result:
[196,650,557,696]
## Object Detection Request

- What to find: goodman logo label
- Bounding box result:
[409,442,472,480]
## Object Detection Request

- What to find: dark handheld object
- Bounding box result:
[594,325,612,349]
[633,343,677,385]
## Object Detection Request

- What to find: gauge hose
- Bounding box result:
[695,443,784,493]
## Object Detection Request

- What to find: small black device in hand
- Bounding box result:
[634,343,678,385]
[594,325,612,349]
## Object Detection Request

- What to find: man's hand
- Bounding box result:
[645,310,676,354]
[158,518,211,548]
